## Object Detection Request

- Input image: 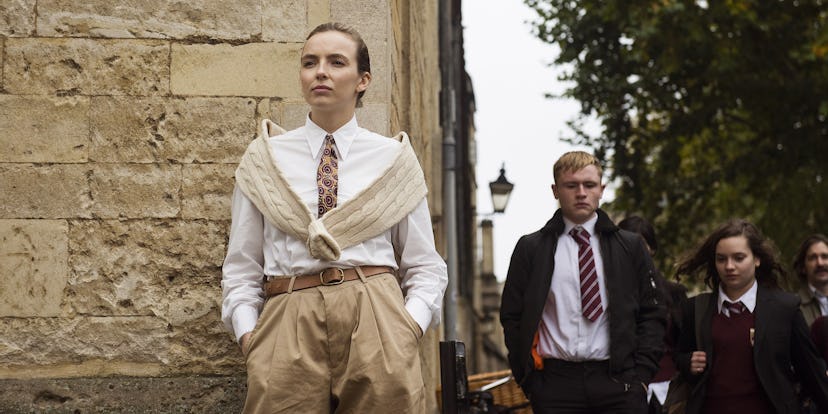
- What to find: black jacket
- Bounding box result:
[499,209,666,388]
[676,286,828,414]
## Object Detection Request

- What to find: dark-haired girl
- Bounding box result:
[674,219,828,414]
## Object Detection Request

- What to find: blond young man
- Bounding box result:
[500,151,665,413]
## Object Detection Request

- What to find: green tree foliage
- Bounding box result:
[526,0,828,287]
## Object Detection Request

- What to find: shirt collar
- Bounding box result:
[304,114,358,160]
[717,279,758,314]
[563,214,598,239]
[810,284,827,299]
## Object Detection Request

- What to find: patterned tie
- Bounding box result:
[570,226,603,321]
[723,300,746,317]
[317,134,338,217]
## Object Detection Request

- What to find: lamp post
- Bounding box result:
[440,164,515,405]
[474,164,513,372]
[488,163,514,214]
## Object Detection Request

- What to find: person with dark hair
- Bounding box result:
[221,22,447,413]
[674,219,828,414]
[794,234,828,413]
[793,234,828,327]
[618,215,687,414]
[500,151,665,413]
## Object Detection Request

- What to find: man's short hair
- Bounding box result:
[553,151,603,183]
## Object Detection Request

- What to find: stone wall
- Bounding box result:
[0,1,444,412]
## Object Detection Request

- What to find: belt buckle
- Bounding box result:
[320,268,345,286]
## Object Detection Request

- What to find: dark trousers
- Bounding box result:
[525,359,647,414]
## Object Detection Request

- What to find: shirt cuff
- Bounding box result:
[232,304,260,343]
[405,296,432,334]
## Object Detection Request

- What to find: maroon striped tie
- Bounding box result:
[570,226,603,322]
[723,300,746,317]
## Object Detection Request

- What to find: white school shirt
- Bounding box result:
[717,278,758,316]
[221,115,447,342]
[537,214,611,360]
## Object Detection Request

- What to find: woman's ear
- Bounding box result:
[357,71,372,92]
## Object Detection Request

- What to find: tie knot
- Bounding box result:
[569,226,590,245]
[322,135,337,158]
[723,300,746,316]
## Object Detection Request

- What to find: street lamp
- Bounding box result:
[488,163,514,214]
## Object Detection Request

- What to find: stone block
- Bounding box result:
[167,298,243,373]
[4,38,169,96]
[0,164,92,219]
[90,97,257,163]
[66,220,227,317]
[88,164,181,219]
[356,103,390,136]
[255,98,281,128]
[166,287,220,328]
[0,376,246,413]
[0,220,69,317]
[0,316,170,370]
[37,0,262,40]
[171,42,301,98]
[307,0,331,29]
[0,0,36,36]
[332,0,389,102]
[281,101,310,130]
[262,0,307,42]
[181,164,237,220]
[0,95,89,163]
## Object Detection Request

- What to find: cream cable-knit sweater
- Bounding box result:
[235,119,428,262]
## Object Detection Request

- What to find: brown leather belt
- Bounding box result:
[263,266,394,298]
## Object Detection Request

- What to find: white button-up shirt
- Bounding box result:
[538,214,611,360]
[718,279,758,316]
[221,115,447,341]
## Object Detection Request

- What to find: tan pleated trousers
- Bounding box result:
[242,271,426,414]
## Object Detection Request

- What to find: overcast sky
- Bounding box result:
[463,0,602,281]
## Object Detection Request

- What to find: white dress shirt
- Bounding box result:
[538,214,611,360]
[221,115,447,341]
[718,279,758,316]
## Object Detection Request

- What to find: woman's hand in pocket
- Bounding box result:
[240,332,253,357]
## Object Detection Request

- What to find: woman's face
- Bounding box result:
[715,235,760,298]
[300,30,370,114]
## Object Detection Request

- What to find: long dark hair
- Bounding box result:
[676,219,784,291]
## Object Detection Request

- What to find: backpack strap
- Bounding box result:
[694,293,711,345]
